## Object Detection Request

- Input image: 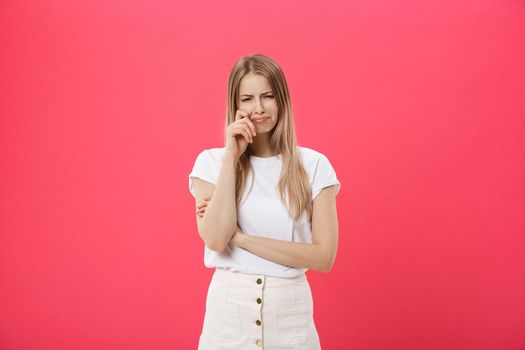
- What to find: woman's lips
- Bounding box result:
[252,117,270,123]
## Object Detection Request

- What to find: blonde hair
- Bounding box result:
[224,53,312,221]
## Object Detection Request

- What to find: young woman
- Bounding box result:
[188,53,340,349]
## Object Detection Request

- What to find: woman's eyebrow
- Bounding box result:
[240,90,273,97]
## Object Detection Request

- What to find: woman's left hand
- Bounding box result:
[196,197,211,217]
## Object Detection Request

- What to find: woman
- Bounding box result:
[188,53,340,349]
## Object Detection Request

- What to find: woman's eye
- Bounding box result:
[241,96,272,102]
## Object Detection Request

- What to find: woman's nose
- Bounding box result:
[254,99,264,112]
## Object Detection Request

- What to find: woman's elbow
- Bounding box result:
[199,220,235,253]
[199,227,224,252]
[319,255,336,273]
[202,232,229,252]
[206,240,227,253]
[201,233,225,252]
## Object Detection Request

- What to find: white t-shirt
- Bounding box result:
[188,146,341,278]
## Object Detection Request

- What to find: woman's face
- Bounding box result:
[238,72,278,134]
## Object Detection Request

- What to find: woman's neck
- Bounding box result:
[248,133,279,157]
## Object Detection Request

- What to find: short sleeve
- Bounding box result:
[188,149,217,198]
[311,154,341,200]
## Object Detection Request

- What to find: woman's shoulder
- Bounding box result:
[297,146,339,176]
[210,147,230,163]
[297,146,329,163]
[298,146,340,197]
[195,147,227,160]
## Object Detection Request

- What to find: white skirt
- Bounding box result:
[198,267,322,350]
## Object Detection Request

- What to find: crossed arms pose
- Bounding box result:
[192,110,339,273]
[194,178,338,273]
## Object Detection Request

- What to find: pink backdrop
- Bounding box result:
[1,0,524,349]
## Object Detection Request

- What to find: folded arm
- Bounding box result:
[232,185,339,273]
[232,232,331,272]
[197,185,339,272]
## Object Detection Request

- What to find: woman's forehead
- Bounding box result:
[239,73,271,93]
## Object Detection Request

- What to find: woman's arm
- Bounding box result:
[223,185,339,272]
[193,152,238,252]
[232,232,333,272]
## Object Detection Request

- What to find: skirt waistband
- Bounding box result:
[212,267,306,288]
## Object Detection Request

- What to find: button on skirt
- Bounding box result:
[198,268,322,350]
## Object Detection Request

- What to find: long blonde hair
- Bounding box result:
[223,53,313,221]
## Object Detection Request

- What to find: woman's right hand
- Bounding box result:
[225,109,257,160]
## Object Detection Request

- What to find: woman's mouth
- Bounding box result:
[252,117,270,123]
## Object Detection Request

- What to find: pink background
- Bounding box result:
[1,0,524,349]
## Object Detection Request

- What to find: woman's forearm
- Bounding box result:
[234,233,332,273]
[200,153,238,252]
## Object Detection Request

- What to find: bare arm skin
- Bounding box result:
[192,153,237,252]
[192,109,257,252]
[197,185,339,272]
